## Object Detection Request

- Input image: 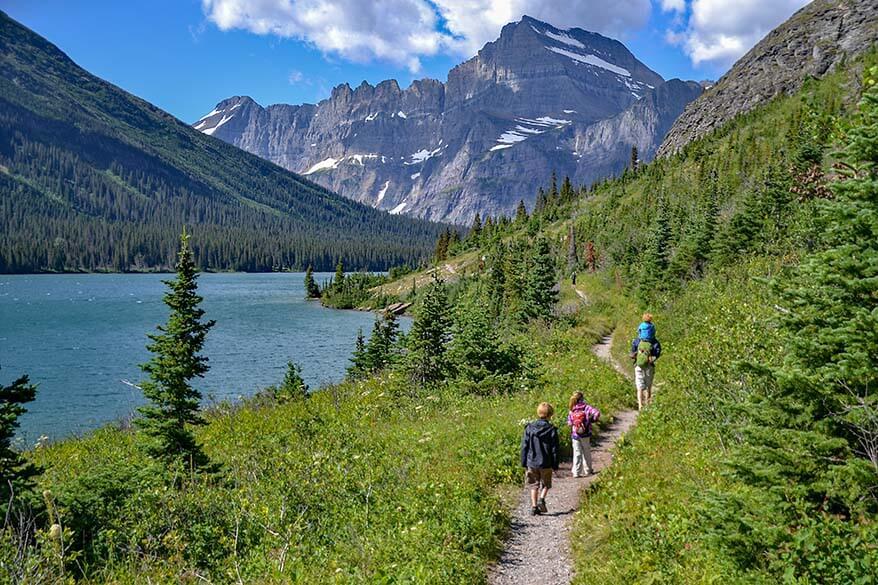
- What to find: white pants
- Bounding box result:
[572,436,593,476]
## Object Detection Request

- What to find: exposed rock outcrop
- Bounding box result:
[195,16,701,223]
[658,0,878,157]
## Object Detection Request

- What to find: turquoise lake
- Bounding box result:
[0,273,397,443]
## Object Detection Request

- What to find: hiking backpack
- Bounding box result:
[571,410,589,436]
[635,340,653,368]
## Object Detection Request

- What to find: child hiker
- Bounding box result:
[637,312,656,342]
[520,402,560,515]
[567,392,600,477]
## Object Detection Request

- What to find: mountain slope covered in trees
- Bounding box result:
[0,11,445,273]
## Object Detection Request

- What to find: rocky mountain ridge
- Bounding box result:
[196,16,701,223]
[658,0,878,157]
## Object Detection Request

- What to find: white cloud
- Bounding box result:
[288,69,304,84]
[431,0,652,56]
[665,0,810,68]
[201,0,652,72]
[659,0,685,12]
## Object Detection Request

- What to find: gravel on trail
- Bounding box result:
[488,333,637,585]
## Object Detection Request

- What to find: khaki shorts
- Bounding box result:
[635,364,655,391]
[525,468,553,489]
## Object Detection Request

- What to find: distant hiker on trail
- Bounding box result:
[630,313,662,410]
[521,402,560,516]
[567,392,600,477]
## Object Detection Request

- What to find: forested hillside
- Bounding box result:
[0,12,445,273]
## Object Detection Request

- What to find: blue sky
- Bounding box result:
[1,0,809,123]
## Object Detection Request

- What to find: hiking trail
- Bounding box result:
[488,332,637,585]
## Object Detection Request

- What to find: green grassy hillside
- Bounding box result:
[0,11,445,272]
[3,27,876,585]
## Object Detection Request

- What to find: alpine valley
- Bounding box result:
[0,11,446,273]
[194,16,704,223]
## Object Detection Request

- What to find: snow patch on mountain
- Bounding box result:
[376,180,390,204]
[202,114,235,136]
[405,146,442,165]
[303,157,341,174]
[349,153,379,165]
[544,30,586,49]
[546,46,631,77]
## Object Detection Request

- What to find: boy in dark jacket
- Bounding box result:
[520,402,560,515]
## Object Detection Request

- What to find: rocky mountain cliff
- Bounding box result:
[195,17,700,223]
[658,0,878,157]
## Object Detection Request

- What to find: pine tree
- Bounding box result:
[638,198,672,298]
[449,291,520,391]
[334,260,345,290]
[468,213,482,246]
[483,216,495,241]
[278,361,308,400]
[365,312,400,373]
[630,145,639,172]
[486,239,507,318]
[304,265,321,299]
[534,188,548,215]
[137,229,215,469]
[714,69,878,574]
[523,236,558,321]
[348,328,368,379]
[503,239,528,321]
[515,199,528,224]
[434,229,450,262]
[560,175,574,204]
[406,276,451,385]
[0,374,39,517]
[448,229,461,252]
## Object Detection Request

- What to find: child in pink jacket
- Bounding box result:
[567,392,600,477]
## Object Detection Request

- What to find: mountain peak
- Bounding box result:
[192,13,690,223]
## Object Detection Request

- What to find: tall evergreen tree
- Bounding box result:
[639,198,672,298]
[515,199,528,224]
[560,175,575,204]
[304,265,321,299]
[334,260,346,290]
[523,236,558,321]
[714,69,878,575]
[468,213,482,246]
[0,374,39,516]
[348,328,368,379]
[406,276,451,385]
[137,229,215,469]
[630,145,640,172]
[486,239,507,318]
[448,229,461,252]
[434,229,450,262]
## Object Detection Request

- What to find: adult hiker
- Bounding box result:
[567,392,600,477]
[630,313,662,410]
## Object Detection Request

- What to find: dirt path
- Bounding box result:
[488,334,637,585]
